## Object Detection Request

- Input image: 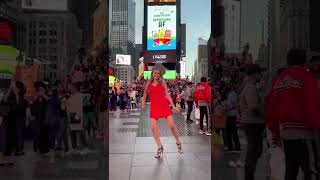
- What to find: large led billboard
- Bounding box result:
[148,0,176,2]
[144,70,176,79]
[0,45,19,75]
[116,54,131,65]
[147,5,176,51]
[22,0,68,11]
[109,76,116,87]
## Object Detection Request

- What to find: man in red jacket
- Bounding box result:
[267,49,320,180]
[194,77,212,136]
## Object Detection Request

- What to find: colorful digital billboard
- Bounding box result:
[109,76,116,87]
[147,5,176,51]
[144,70,176,79]
[0,45,19,75]
[148,0,176,2]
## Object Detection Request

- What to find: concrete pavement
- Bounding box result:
[109,106,211,180]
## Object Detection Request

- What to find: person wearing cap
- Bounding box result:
[239,64,265,180]
[267,49,320,180]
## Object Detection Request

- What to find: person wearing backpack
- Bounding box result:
[185,82,195,123]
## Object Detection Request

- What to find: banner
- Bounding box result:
[16,65,39,97]
[144,51,176,63]
[147,5,176,51]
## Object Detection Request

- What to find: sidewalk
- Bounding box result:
[109,106,211,180]
[0,132,105,180]
[213,129,303,180]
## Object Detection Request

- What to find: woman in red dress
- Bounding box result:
[141,64,183,158]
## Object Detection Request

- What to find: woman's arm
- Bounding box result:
[162,80,176,108]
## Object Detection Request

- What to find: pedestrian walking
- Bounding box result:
[194,77,212,136]
[239,64,266,180]
[185,82,195,123]
[267,49,320,180]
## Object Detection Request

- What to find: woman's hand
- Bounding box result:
[173,107,180,113]
[141,102,146,111]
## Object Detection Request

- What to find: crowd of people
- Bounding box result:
[0,61,106,165]
[212,48,320,180]
[108,76,214,137]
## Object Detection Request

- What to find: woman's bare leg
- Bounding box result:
[166,115,181,144]
[150,118,162,149]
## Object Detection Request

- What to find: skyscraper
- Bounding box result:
[223,0,240,54]
[110,0,136,62]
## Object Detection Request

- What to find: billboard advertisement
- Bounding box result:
[109,76,116,87]
[148,0,176,2]
[116,54,131,65]
[144,70,176,79]
[144,51,176,63]
[0,45,19,75]
[147,5,176,51]
[22,0,68,11]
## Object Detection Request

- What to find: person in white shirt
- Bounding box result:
[130,89,138,110]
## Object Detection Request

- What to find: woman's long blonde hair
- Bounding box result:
[150,63,166,83]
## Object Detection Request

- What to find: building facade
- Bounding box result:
[110,0,136,62]
[134,43,142,73]
[115,65,135,86]
[24,13,82,81]
[223,0,240,54]
[240,0,268,61]
[197,44,208,81]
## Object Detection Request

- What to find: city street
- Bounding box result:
[109,105,211,180]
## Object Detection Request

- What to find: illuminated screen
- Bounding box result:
[148,0,176,2]
[109,76,115,87]
[0,45,19,74]
[116,54,131,65]
[144,70,176,79]
[147,5,176,51]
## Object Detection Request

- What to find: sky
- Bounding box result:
[135,0,211,77]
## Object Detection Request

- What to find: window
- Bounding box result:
[39,22,46,28]
[39,39,47,44]
[49,39,57,44]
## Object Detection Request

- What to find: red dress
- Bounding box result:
[148,83,172,119]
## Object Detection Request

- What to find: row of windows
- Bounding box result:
[28,39,58,45]
[29,21,57,28]
[29,30,57,36]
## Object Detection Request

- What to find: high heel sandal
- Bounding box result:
[155,145,164,158]
[177,143,183,154]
